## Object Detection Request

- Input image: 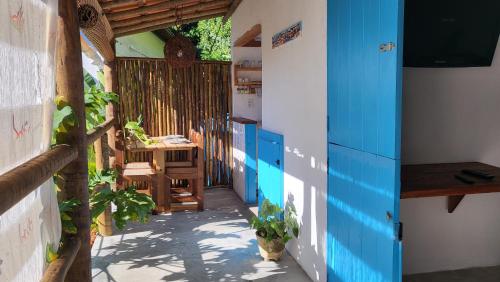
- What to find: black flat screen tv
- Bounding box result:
[404,0,500,67]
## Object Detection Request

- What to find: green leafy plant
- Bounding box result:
[251,199,299,244]
[84,86,118,130]
[124,115,156,145]
[52,96,77,145]
[59,199,80,235]
[90,185,156,230]
[88,169,117,191]
[45,243,59,263]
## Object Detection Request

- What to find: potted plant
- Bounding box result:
[251,199,299,261]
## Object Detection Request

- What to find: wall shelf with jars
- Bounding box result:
[234,61,262,95]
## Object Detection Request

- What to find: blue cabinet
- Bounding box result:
[232,119,258,204]
[327,0,404,280]
[257,129,284,209]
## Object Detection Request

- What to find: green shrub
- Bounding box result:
[251,199,299,244]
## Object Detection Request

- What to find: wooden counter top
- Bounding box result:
[232,117,258,124]
[401,162,500,199]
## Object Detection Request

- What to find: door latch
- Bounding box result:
[379,42,396,52]
[395,222,403,241]
[276,159,280,166]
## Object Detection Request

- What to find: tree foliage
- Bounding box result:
[165,17,231,61]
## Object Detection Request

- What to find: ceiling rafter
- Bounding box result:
[105,0,210,21]
[98,0,229,38]
[223,0,242,22]
[111,0,230,29]
[115,11,226,37]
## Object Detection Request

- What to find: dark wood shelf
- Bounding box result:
[235,81,262,87]
[235,66,262,72]
[401,162,500,213]
[232,117,258,124]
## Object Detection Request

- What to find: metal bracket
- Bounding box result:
[395,222,403,241]
[379,42,396,52]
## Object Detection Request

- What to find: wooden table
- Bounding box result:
[127,135,197,212]
[401,162,500,212]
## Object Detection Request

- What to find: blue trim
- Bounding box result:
[244,124,257,204]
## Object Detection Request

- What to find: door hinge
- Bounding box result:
[395,222,403,241]
[379,42,396,52]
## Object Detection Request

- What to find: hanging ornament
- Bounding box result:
[164,34,196,68]
[77,3,99,29]
[163,7,196,68]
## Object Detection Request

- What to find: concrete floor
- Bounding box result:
[404,265,500,282]
[91,188,311,282]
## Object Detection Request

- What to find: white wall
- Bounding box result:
[231,11,263,122]
[232,1,328,281]
[401,40,500,274]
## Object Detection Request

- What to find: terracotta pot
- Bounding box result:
[256,233,285,261]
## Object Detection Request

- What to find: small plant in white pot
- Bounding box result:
[251,199,299,261]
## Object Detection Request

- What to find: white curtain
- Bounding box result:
[0,0,61,281]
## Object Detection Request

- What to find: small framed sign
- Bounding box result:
[272,21,302,49]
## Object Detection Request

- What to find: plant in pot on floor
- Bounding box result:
[251,199,299,261]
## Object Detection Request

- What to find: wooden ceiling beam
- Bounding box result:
[111,0,230,29]
[115,11,226,37]
[222,0,242,22]
[106,0,204,21]
[234,24,261,47]
[101,0,164,12]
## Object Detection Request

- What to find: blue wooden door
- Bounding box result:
[327,0,404,281]
[257,129,284,209]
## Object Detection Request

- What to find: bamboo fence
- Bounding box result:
[116,58,233,187]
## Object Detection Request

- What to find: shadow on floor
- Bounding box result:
[404,265,500,282]
[91,188,311,282]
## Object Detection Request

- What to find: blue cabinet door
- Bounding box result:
[327,0,404,160]
[257,129,284,209]
[327,0,404,281]
[328,145,402,282]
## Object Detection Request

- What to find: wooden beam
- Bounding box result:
[234,24,261,47]
[111,0,230,29]
[86,118,116,145]
[223,0,242,22]
[101,0,169,11]
[41,238,81,282]
[57,0,91,280]
[115,11,227,37]
[0,145,78,216]
[107,0,200,21]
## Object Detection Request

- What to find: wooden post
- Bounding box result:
[94,137,113,236]
[104,60,118,171]
[56,0,91,281]
[97,60,118,236]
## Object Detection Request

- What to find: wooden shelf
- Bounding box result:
[235,66,262,72]
[235,81,262,87]
[232,117,258,124]
[401,162,500,213]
